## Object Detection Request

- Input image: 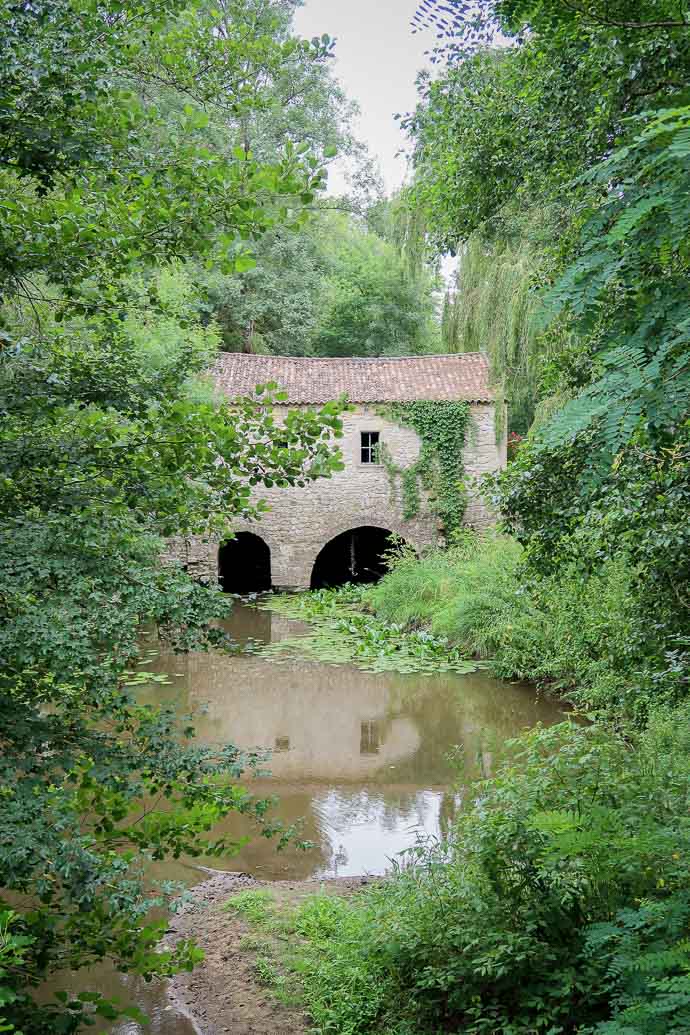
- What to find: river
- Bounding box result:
[55,600,564,1033]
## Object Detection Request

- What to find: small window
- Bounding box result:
[360,431,380,464]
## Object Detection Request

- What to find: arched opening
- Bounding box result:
[310,526,400,590]
[218,532,271,594]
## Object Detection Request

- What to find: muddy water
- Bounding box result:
[63,602,565,1032]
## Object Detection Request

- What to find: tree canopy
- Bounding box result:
[0,2,347,1029]
[409,0,690,710]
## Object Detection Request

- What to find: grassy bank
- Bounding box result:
[288,709,690,1034]
[216,712,690,1035]
[368,533,676,719]
[247,534,689,1033]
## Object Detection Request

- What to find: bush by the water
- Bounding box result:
[369,534,679,719]
[292,712,690,1034]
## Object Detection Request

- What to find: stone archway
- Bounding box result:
[310,526,402,590]
[218,532,271,593]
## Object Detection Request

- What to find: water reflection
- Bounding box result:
[141,603,563,880]
[52,602,564,1033]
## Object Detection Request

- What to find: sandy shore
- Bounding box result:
[166,869,371,1035]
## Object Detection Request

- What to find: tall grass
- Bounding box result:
[371,533,645,712]
[372,533,527,657]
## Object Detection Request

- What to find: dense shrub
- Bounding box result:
[292,712,690,1033]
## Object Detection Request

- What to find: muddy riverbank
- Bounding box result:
[166,869,372,1035]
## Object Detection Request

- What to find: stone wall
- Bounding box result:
[165,401,505,589]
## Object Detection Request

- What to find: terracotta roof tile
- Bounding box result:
[211,353,493,404]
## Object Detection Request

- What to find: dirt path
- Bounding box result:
[166,870,370,1035]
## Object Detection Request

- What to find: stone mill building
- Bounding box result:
[173,353,506,592]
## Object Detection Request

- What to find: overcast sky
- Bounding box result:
[293,0,435,194]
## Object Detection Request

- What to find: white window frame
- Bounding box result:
[360,430,381,465]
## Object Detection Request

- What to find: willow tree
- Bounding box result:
[441,205,572,433]
[409,0,690,433]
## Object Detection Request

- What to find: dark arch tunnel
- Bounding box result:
[218,532,271,594]
[310,526,404,590]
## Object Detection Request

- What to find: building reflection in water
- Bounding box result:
[360,720,380,755]
[143,604,564,880]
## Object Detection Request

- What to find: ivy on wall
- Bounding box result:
[378,400,471,535]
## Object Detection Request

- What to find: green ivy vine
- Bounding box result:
[378,400,471,535]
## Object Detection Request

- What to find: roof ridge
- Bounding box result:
[216,352,488,363]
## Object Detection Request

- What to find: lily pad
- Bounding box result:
[251,589,478,676]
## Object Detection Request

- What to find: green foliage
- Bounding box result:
[0,1,347,1030]
[441,204,574,434]
[309,214,440,358]
[416,0,690,44]
[290,895,388,1035]
[0,1,329,293]
[486,423,690,716]
[200,225,326,355]
[254,954,286,990]
[369,532,677,719]
[411,4,690,243]
[409,43,596,248]
[538,107,690,466]
[0,912,34,1031]
[370,532,524,649]
[220,887,384,1027]
[206,209,441,358]
[378,401,471,534]
[208,0,348,167]
[366,187,438,282]
[290,711,690,1033]
[224,890,277,925]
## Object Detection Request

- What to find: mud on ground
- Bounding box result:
[166,870,371,1035]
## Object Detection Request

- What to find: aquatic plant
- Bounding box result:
[253,588,477,675]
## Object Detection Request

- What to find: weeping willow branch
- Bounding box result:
[441,204,571,435]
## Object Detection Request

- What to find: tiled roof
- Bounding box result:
[211,353,493,404]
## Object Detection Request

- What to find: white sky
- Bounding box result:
[293,0,435,195]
